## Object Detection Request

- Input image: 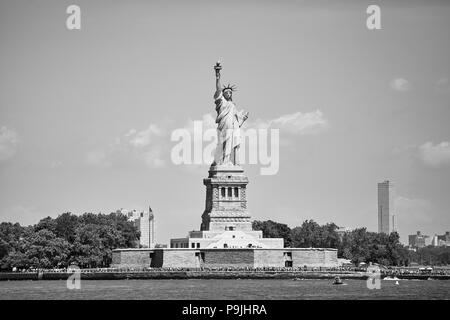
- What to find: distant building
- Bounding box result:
[408,231,429,249]
[378,180,396,234]
[431,235,439,247]
[431,231,450,247]
[117,207,156,248]
[336,226,350,240]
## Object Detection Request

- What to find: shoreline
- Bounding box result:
[1,271,449,281]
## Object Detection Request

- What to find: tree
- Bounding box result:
[1,211,140,269]
[0,222,26,269]
[252,220,292,247]
[291,220,323,248]
[55,212,79,243]
[72,224,104,268]
[34,216,57,233]
[7,229,71,269]
[319,223,340,248]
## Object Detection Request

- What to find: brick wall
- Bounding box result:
[254,249,285,267]
[111,248,338,268]
[203,249,254,268]
[291,248,338,267]
[162,250,200,268]
[111,250,151,268]
[323,249,339,266]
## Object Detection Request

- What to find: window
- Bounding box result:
[196,243,200,248]
[234,187,239,198]
[229,226,234,231]
[221,188,226,198]
[149,252,154,258]
[228,187,232,198]
[191,243,195,248]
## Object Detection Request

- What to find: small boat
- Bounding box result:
[383,276,400,281]
[333,276,344,285]
[395,281,399,285]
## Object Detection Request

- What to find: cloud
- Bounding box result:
[85,123,167,168]
[251,110,329,135]
[123,124,166,167]
[0,126,19,162]
[127,124,162,148]
[85,110,327,170]
[389,78,411,92]
[418,141,450,167]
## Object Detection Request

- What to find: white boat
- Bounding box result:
[383,276,400,281]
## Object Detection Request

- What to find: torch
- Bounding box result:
[214,60,222,78]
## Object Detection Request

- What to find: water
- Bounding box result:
[0,279,449,299]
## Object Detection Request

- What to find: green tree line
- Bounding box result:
[252,219,450,266]
[0,212,139,270]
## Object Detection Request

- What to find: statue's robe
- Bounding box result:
[213,91,244,165]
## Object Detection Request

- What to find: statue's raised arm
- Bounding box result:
[214,61,222,99]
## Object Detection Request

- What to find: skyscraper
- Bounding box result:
[378,180,396,234]
[119,207,156,248]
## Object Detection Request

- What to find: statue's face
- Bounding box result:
[223,90,232,100]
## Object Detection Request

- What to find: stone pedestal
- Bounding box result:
[200,165,252,232]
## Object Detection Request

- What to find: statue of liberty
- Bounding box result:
[212,61,249,166]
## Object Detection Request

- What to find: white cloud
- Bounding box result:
[389,78,411,92]
[418,141,450,167]
[124,123,166,167]
[0,126,19,162]
[127,124,162,148]
[251,110,328,135]
[85,122,167,168]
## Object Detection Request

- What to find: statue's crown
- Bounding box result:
[222,84,237,92]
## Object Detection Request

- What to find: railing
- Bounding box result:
[6,266,450,275]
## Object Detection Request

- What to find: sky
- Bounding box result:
[1,0,449,245]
